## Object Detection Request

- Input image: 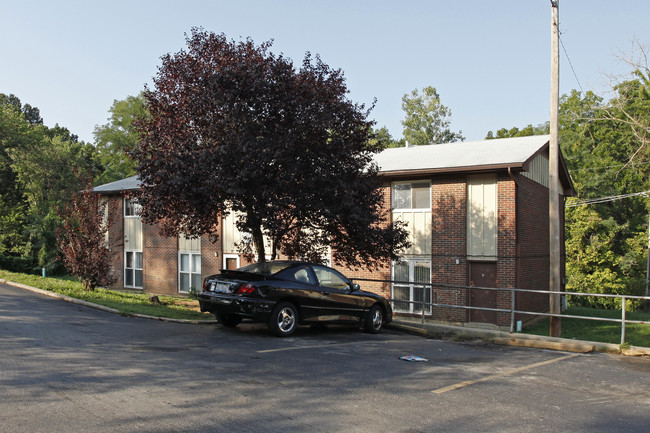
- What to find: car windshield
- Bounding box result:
[237,261,294,276]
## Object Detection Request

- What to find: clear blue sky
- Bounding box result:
[2,0,650,143]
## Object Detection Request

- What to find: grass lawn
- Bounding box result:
[0,269,214,321]
[524,306,650,347]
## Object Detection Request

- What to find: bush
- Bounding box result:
[0,253,34,274]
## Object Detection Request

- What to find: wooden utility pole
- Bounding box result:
[549,0,562,337]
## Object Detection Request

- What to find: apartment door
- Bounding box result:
[469,262,497,324]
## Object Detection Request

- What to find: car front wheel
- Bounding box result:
[364,304,384,334]
[268,302,298,337]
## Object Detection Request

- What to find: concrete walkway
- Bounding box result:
[4,278,649,356]
[390,316,650,356]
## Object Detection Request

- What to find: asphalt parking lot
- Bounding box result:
[1,282,649,432]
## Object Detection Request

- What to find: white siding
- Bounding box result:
[124,217,142,250]
[179,234,200,252]
[222,212,271,255]
[522,153,549,188]
[467,174,497,260]
[222,212,243,254]
[393,211,432,256]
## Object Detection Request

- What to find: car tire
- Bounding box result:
[364,304,384,334]
[217,313,242,328]
[268,302,298,337]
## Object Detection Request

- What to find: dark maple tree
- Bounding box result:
[132,28,409,267]
[57,179,118,290]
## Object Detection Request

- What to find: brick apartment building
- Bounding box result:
[94,135,574,327]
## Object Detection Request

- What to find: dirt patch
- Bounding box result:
[173,298,202,313]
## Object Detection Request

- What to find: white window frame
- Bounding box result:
[123,197,143,288]
[392,181,431,211]
[124,250,143,289]
[391,258,432,314]
[178,251,202,293]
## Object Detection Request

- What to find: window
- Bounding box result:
[277,266,316,285]
[391,259,431,314]
[125,251,143,288]
[179,234,201,293]
[392,181,430,210]
[179,252,201,292]
[124,198,142,217]
[312,266,350,290]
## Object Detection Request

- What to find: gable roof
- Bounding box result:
[93,175,140,193]
[374,134,574,196]
[93,135,574,196]
[374,135,550,174]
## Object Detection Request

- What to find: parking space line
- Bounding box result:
[257,339,405,353]
[432,353,581,394]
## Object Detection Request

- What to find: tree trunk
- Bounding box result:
[251,224,266,263]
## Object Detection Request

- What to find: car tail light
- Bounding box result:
[236,283,256,295]
[202,279,208,292]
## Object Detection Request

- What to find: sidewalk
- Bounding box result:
[390,316,650,356]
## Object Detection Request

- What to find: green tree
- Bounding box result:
[565,204,645,310]
[487,82,650,310]
[401,86,464,146]
[133,29,409,266]
[0,94,98,273]
[0,93,42,125]
[94,94,147,185]
[485,123,548,139]
[369,126,403,149]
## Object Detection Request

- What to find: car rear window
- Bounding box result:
[238,261,293,276]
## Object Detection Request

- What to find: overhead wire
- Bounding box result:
[559,34,583,93]
[566,190,650,207]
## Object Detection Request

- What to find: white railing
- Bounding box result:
[351,277,650,345]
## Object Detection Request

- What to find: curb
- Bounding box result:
[389,320,650,356]
[1,279,216,325]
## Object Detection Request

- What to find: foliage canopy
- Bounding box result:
[401,86,464,146]
[133,29,409,267]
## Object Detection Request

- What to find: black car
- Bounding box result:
[198,261,392,337]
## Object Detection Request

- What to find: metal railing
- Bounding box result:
[351,277,650,346]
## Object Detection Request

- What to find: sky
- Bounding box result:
[2,0,650,144]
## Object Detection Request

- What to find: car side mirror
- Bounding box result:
[351,283,360,292]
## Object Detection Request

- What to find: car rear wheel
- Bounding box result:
[216,313,242,328]
[364,304,383,333]
[268,302,298,337]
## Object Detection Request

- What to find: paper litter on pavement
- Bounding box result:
[399,355,429,362]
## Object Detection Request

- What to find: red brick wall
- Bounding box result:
[495,175,516,325]
[430,175,468,322]
[107,195,124,290]
[515,174,551,320]
[201,232,222,282]
[142,224,177,295]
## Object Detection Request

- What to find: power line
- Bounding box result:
[559,34,583,92]
[567,190,650,207]
[568,161,650,173]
